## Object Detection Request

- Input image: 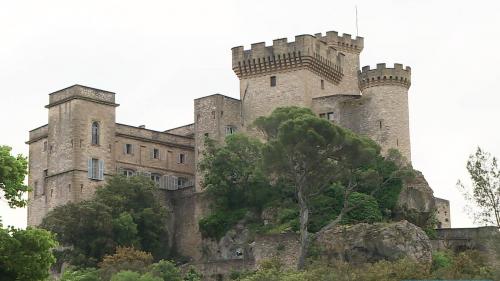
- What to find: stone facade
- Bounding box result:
[435,197,451,228]
[27,85,195,226]
[27,29,452,266]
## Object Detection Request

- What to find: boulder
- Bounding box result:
[395,170,436,227]
[315,220,432,264]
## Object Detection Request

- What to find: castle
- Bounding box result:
[26,30,451,259]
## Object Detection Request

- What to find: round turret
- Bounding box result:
[357,63,412,162]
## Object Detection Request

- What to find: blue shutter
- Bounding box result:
[88,158,93,179]
[98,159,104,180]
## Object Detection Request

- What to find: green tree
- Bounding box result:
[200,134,273,211]
[148,260,182,281]
[199,134,275,239]
[41,176,170,267]
[255,107,410,269]
[0,145,28,208]
[457,147,500,227]
[0,227,58,281]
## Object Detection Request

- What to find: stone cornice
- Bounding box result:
[233,52,343,84]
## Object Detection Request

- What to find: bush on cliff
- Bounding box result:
[199,106,414,247]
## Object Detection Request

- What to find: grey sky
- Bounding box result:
[1,0,499,228]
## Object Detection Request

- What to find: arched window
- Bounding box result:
[91,122,100,145]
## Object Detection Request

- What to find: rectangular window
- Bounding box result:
[327,112,334,121]
[123,169,134,177]
[319,113,326,119]
[321,79,325,90]
[177,177,187,188]
[152,148,160,159]
[43,169,48,177]
[178,153,186,164]
[43,141,48,152]
[124,144,133,155]
[151,173,161,185]
[270,76,277,87]
[88,158,104,180]
[225,126,237,136]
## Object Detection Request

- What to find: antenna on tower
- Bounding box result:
[355,5,359,37]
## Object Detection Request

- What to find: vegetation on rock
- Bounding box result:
[199,106,415,269]
[231,250,497,281]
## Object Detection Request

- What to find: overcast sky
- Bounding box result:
[1,0,499,228]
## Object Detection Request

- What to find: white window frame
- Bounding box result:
[88,158,104,180]
[150,173,161,185]
[122,169,135,177]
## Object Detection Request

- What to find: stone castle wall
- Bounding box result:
[27,29,452,268]
[435,197,451,228]
[27,85,196,226]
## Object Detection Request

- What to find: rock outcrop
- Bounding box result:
[395,170,436,227]
[315,220,432,264]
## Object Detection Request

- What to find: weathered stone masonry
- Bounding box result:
[27,29,451,263]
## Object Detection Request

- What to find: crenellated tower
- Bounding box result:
[357,63,412,161]
[232,34,345,129]
[315,31,364,95]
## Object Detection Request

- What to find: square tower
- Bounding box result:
[27,85,118,225]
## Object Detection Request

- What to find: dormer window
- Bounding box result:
[91,122,100,145]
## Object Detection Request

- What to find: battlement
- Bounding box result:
[46,84,119,108]
[358,63,411,90]
[232,34,344,84]
[315,31,364,54]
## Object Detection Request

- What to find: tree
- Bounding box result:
[0,145,28,208]
[99,247,154,280]
[0,227,58,281]
[457,147,500,227]
[198,134,275,239]
[255,107,410,269]
[41,176,170,267]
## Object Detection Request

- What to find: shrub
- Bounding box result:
[432,250,452,270]
[60,267,101,281]
[99,247,153,281]
[110,271,141,281]
[183,266,203,281]
[148,260,182,281]
[342,193,383,224]
[198,209,246,240]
